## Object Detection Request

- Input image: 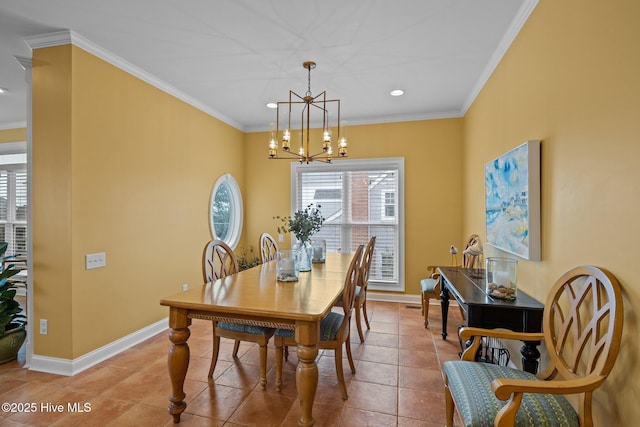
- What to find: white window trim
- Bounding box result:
[0,141,27,155]
[209,173,243,249]
[290,157,405,292]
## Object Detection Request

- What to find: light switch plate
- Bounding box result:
[86,252,106,269]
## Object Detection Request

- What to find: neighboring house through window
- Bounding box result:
[382,190,396,220]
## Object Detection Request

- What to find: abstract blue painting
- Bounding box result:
[485,140,540,260]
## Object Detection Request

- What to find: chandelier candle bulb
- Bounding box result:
[282,129,291,150]
[323,130,331,147]
[339,137,348,156]
[269,137,277,157]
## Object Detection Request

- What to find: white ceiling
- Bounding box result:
[0,0,536,132]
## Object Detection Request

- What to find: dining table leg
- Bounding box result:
[167,308,190,423]
[295,320,320,426]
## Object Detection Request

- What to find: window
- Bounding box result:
[382,191,396,220]
[209,174,243,249]
[291,158,405,292]
[0,148,27,256]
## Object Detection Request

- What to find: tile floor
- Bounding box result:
[0,300,465,426]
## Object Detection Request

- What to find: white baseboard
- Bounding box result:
[367,291,421,305]
[29,318,168,376]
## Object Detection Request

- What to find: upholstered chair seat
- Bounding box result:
[444,361,578,427]
[217,321,274,335]
[420,277,438,294]
[275,311,344,341]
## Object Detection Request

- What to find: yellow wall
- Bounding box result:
[32,44,245,358]
[462,0,640,423]
[32,44,74,358]
[244,118,464,296]
[0,127,26,142]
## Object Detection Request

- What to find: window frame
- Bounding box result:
[0,141,28,256]
[290,157,405,292]
[209,173,243,249]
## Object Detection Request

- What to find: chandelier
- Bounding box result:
[268,61,347,163]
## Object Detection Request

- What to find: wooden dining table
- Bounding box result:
[160,252,355,426]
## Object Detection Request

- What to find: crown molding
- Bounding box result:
[24,30,244,131]
[461,0,539,114]
[14,55,32,71]
[244,109,464,133]
[23,30,72,49]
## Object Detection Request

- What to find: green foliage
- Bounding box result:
[274,204,324,243]
[237,246,260,271]
[0,242,24,337]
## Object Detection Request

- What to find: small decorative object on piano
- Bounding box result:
[485,257,517,300]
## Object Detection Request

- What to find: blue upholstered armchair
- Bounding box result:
[443,265,624,427]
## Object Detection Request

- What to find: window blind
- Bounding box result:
[0,167,28,255]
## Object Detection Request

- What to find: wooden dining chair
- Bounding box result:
[353,236,375,342]
[420,234,480,327]
[274,244,364,399]
[444,265,624,427]
[259,232,278,263]
[335,236,376,342]
[203,240,275,387]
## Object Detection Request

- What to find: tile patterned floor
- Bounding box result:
[0,300,465,426]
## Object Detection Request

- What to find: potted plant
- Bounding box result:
[237,246,261,271]
[0,242,26,364]
[275,204,324,271]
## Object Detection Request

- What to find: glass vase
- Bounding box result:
[485,257,517,300]
[294,240,313,272]
[311,239,326,263]
[276,249,299,282]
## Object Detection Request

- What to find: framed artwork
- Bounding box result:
[485,140,540,260]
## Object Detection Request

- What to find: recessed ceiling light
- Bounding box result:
[390,89,404,97]
[266,102,277,109]
[0,88,8,94]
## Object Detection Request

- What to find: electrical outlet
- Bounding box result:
[182,283,189,292]
[85,252,106,270]
[40,319,48,335]
[278,234,284,243]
